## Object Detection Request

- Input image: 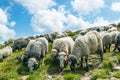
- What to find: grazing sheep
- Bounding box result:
[0,46,12,61]
[69,31,103,71]
[108,27,117,32]
[12,38,30,52]
[80,30,88,35]
[25,40,36,52]
[109,31,119,44]
[55,32,68,39]
[73,34,82,41]
[100,31,112,52]
[36,37,48,54]
[43,34,53,43]
[113,32,120,52]
[4,38,14,46]
[21,38,48,73]
[51,37,74,69]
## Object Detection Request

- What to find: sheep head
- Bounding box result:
[28,58,38,73]
[69,55,78,71]
[58,52,68,70]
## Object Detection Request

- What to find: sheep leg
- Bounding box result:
[108,44,111,52]
[42,58,44,66]
[85,56,89,72]
[103,45,106,53]
[104,46,107,53]
[113,44,117,52]
[99,50,103,62]
[79,57,83,68]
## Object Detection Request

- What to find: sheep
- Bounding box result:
[25,40,36,52]
[113,32,120,52]
[51,37,74,69]
[0,46,12,61]
[69,31,103,71]
[21,38,48,73]
[12,38,30,52]
[108,27,117,32]
[72,34,82,41]
[36,37,48,54]
[109,31,119,44]
[55,32,68,39]
[80,29,88,35]
[100,31,112,52]
[4,38,14,46]
[43,34,53,43]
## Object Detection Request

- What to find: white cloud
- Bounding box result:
[71,0,104,15]
[91,17,110,27]
[111,2,120,12]
[0,24,15,40]
[15,0,56,14]
[66,14,90,30]
[9,21,16,27]
[31,9,66,34]
[66,15,110,30]
[0,8,16,41]
[0,8,8,24]
[15,0,111,34]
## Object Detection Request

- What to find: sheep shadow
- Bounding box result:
[17,60,30,76]
[46,58,61,75]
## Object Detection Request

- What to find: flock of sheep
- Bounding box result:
[0,23,120,74]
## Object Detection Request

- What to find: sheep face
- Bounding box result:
[28,58,38,73]
[69,55,77,71]
[58,52,68,69]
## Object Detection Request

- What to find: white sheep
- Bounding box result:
[21,37,48,73]
[113,32,120,52]
[109,31,119,44]
[108,27,117,32]
[51,37,74,69]
[0,46,12,61]
[100,31,112,52]
[36,37,48,54]
[55,32,68,39]
[69,31,103,71]
[25,40,36,52]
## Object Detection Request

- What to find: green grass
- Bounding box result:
[113,71,120,78]
[64,73,80,80]
[91,69,109,80]
[67,30,81,37]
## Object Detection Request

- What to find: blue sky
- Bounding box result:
[0,0,120,43]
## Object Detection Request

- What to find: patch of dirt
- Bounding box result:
[20,75,29,80]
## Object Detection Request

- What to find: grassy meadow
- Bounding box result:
[0,30,120,80]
